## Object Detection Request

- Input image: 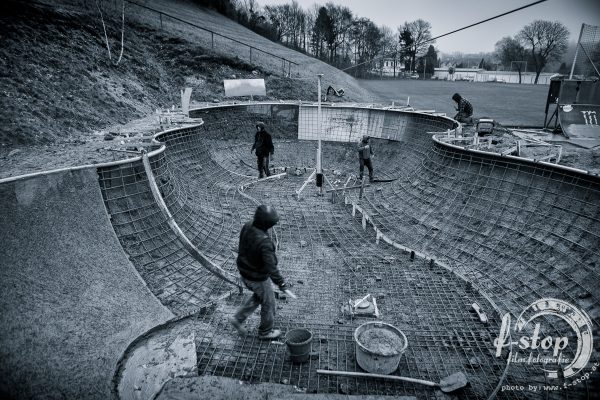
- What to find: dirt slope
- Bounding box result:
[0,0,373,147]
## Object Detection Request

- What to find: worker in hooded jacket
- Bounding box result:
[230,205,288,340]
[251,121,274,178]
[358,135,374,182]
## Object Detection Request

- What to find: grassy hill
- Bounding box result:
[0,0,374,147]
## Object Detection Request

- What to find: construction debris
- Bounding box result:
[341,294,380,318]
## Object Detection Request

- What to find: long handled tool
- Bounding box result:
[316,369,468,393]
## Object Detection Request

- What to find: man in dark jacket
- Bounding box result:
[251,121,274,178]
[358,135,374,182]
[452,93,474,123]
[230,205,288,340]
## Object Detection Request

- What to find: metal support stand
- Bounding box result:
[296,169,336,199]
[296,170,316,199]
[359,176,367,199]
[543,105,560,132]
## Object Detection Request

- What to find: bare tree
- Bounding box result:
[379,25,397,77]
[398,26,413,72]
[401,19,433,73]
[303,5,318,53]
[264,4,290,42]
[518,20,569,84]
[495,36,527,83]
[237,0,260,26]
[349,17,383,77]
[311,6,334,60]
[239,0,259,15]
[325,3,353,65]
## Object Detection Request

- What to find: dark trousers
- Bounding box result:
[233,278,276,335]
[454,113,473,124]
[359,158,373,180]
[257,154,270,178]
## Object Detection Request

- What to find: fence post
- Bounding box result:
[249,47,252,63]
[288,61,291,77]
[159,13,163,30]
[211,32,214,49]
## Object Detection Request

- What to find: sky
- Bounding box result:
[254,0,600,54]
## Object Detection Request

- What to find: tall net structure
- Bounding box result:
[570,23,600,79]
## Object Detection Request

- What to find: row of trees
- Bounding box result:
[195,0,575,83]
[195,0,438,77]
[260,2,440,77]
[495,20,569,84]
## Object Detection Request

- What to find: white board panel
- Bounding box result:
[223,79,266,97]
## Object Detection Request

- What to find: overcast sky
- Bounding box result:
[255,0,600,54]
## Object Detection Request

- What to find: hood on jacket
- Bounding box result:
[253,205,279,230]
[256,121,266,131]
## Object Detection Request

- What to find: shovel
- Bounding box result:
[316,369,468,393]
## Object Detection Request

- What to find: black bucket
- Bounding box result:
[285,328,313,363]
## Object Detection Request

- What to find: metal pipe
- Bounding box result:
[316,74,323,174]
[141,152,243,291]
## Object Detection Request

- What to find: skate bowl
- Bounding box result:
[1,102,599,399]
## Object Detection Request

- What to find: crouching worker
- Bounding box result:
[358,135,374,182]
[230,205,288,340]
[452,93,474,124]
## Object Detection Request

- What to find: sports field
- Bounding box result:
[359,79,550,127]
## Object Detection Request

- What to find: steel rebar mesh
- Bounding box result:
[98,103,599,398]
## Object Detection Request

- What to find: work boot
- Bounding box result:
[229,317,247,336]
[369,176,374,183]
[259,173,264,179]
[258,329,282,340]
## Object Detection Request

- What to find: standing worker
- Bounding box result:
[230,205,289,340]
[251,121,274,178]
[358,135,374,182]
[452,93,474,124]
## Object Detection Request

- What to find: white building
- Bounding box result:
[373,58,405,77]
[433,67,556,85]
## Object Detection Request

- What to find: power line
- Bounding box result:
[427,0,547,44]
[342,0,548,72]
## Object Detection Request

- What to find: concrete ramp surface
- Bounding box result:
[0,169,172,399]
[1,103,599,399]
[559,103,600,138]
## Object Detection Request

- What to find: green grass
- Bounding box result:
[359,79,550,127]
